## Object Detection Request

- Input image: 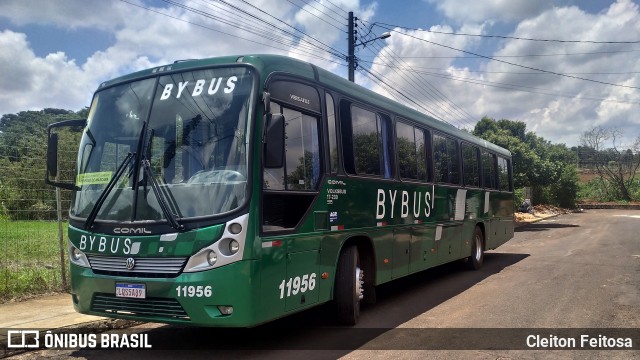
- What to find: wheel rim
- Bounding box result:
[355,266,364,300]
[474,234,482,261]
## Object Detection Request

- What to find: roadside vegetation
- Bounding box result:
[0,220,68,301]
[474,117,640,210]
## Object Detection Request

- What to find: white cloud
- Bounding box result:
[0,0,125,30]
[369,0,640,145]
[0,0,355,114]
[481,0,640,144]
[0,30,95,113]
[426,0,554,24]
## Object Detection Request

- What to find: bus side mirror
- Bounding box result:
[264,113,284,169]
[47,133,59,178]
[45,119,87,190]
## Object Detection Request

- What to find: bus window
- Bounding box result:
[396,121,428,181]
[262,102,321,231]
[263,103,320,191]
[341,104,392,178]
[326,93,338,174]
[497,156,512,191]
[462,144,480,187]
[283,106,321,190]
[481,151,497,189]
[433,134,460,184]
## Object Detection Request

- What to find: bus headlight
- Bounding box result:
[183,214,249,273]
[217,305,234,315]
[229,240,240,254]
[228,223,242,235]
[207,250,218,266]
[68,242,90,268]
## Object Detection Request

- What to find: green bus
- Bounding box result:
[46,54,514,327]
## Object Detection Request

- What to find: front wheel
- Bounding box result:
[465,226,484,270]
[334,245,363,325]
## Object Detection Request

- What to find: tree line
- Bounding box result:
[0,108,85,220]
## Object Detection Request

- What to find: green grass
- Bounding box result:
[0,220,69,301]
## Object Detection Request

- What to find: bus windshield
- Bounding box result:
[71,66,255,223]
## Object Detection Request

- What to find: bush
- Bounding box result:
[549,165,579,208]
[578,176,640,203]
[514,188,524,212]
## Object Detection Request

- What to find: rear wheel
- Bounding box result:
[334,245,363,325]
[465,226,484,270]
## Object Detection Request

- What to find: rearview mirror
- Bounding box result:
[47,133,59,178]
[45,119,87,190]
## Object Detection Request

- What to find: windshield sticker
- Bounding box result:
[159,76,238,100]
[77,172,112,185]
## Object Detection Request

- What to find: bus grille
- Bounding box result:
[92,294,190,320]
[87,255,187,278]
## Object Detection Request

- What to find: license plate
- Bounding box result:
[115,283,146,299]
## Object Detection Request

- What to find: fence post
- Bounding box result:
[55,186,67,290]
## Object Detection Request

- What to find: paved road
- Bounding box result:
[10,209,640,359]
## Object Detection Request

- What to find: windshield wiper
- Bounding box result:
[141,159,184,230]
[84,152,135,230]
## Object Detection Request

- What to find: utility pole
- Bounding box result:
[347,12,390,83]
[348,11,355,82]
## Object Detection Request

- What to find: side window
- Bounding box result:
[396,120,428,181]
[497,156,511,191]
[326,93,338,174]
[462,144,480,187]
[263,103,320,191]
[341,103,392,178]
[433,134,460,184]
[481,151,497,189]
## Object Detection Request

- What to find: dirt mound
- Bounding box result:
[532,204,569,215]
[515,205,569,224]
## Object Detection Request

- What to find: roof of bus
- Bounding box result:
[99,54,510,157]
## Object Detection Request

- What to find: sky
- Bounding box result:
[0,0,639,147]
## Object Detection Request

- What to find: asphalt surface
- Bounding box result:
[5,209,640,359]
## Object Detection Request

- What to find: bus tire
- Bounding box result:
[465,226,484,270]
[334,245,363,325]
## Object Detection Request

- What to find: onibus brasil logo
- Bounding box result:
[6,330,152,349]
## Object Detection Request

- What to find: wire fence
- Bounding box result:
[0,143,77,301]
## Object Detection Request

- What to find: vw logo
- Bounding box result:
[125,257,135,270]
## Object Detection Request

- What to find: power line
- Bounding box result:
[195,0,341,57]
[229,0,346,58]
[357,59,640,105]
[359,67,453,126]
[374,22,640,44]
[120,0,345,66]
[309,0,347,20]
[298,0,348,27]
[375,24,640,91]
[357,47,640,59]
[358,20,477,128]
[285,0,346,32]
[366,40,477,128]
[355,61,640,76]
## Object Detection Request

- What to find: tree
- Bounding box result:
[580,126,640,202]
[474,117,555,189]
[0,109,85,220]
[474,117,579,208]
